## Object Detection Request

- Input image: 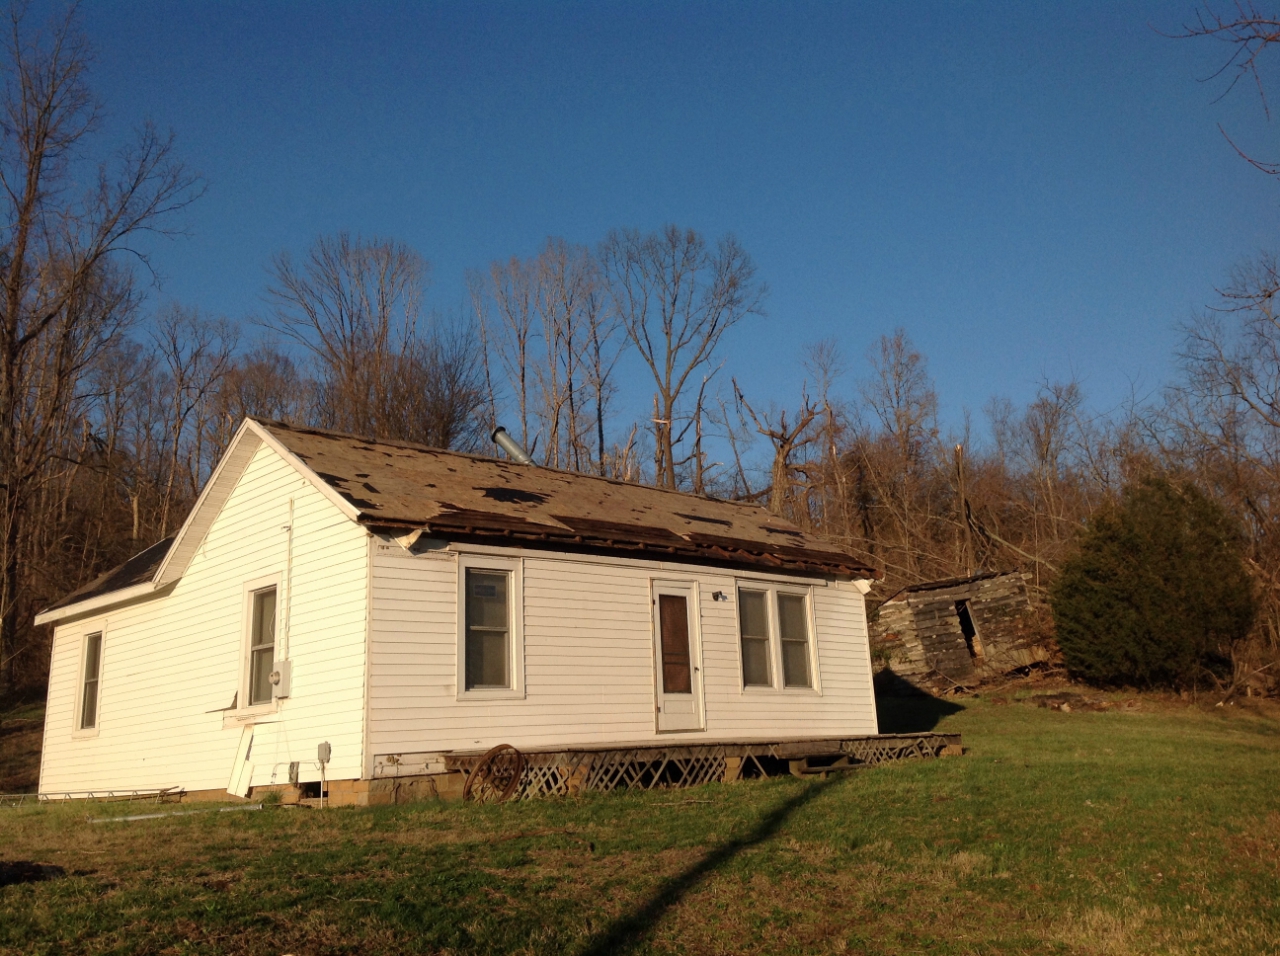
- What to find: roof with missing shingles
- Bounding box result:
[256,418,877,579]
[42,536,175,613]
[40,421,879,621]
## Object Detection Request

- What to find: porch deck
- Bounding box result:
[374,733,962,802]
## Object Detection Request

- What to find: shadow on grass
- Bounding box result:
[874,671,966,733]
[574,778,836,956]
[0,861,63,887]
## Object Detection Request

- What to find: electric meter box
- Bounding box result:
[270,660,291,698]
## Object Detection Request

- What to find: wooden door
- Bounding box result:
[653,583,704,732]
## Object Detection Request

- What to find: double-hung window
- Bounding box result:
[465,569,510,689]
[78,632,104,731]
[248,586,277,706]
[738,590,772,686]
[736,585,816,691]
[777,593,812,688]
[458,556,524,698]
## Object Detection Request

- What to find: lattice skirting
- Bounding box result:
[445,734,959,800]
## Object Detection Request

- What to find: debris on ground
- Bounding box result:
[1026,692,1141,713]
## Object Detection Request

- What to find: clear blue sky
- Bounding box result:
[76,1,1280,438]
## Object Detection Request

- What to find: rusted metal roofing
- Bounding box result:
[259,419,877,579]
[42,536,174,613]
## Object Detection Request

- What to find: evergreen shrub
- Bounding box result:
[1050,476,1255,687]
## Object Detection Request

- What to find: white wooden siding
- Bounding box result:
[40,442,368,796]
[368,542,877,757]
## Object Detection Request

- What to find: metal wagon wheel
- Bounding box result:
[463,744,526,804]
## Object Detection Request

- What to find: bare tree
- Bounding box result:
[265,233,428,439]
[209,340,311,453]
[1173,3,1280,174]
[382,320,487,451]
[856,330,940,578]
[152,305,237,535]
[734,379,819,519]
[476,256,537,451]
[599,225,765,489]
[535,239,589,469]
[0,5,201,692]
[476,239,623,473]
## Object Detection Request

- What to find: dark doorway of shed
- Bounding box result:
[955,600,984,660]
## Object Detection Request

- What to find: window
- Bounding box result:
[465,568,511,690]
[777,593,812,687]
[248,587,277,706]
[735,585,816,691]
[79,632,103,730]
[738,590,772,686]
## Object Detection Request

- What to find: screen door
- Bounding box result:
[652,583,705,732]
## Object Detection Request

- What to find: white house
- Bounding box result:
[36,418,882,804]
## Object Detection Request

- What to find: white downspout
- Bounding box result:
[282,497,294,661]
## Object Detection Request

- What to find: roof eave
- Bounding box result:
[34,581,160,626]
[361,517,878,580]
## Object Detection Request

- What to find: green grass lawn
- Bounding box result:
[0,701,43,794]
[1,692,1278,955]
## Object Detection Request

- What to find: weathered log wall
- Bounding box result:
[870,571,1054,691]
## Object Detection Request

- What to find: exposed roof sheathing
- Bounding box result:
[256,419,876,579]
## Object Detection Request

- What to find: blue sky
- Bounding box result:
[75,1,1280,438]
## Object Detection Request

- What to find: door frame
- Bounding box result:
[650,579,706,733]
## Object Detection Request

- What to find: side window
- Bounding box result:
[735,584,817,691]
[248,587,277,706]
[79,632,103,730]
[737,590,772,686]
[465,569,511,690]
[777,593,812,688]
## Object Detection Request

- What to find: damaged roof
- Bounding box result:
[878,569,1025,604]
[258,419,877,579]
[41,536,174,614]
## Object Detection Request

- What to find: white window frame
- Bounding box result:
[239,573,282,716]
[733,582,822,695]
[456,553,524,701]
[71,622,107,739]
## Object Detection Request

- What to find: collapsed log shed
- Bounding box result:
[869,570,1054,692]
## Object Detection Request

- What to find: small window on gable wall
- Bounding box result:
[79,632,103,730]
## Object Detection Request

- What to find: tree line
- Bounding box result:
[3,4,1280,699]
